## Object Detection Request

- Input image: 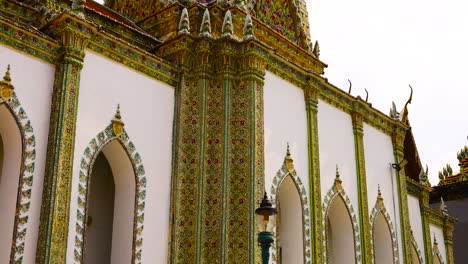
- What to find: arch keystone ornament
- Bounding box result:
[322,166,362,263]
[270,144,312,264]
[0,65,37,263]
[73,106,147,263]
[369,186,399,264]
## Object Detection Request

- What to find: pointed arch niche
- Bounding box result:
[73,107,146,264]
[369,188,399,264]
[0,67,36,263]
[432,237,445,264]
[322,170,361,264]
[410,231,423,264]
[270,145,311,264]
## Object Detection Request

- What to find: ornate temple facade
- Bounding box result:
[0,0,456,263]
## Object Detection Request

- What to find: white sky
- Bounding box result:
[308,0,468,185]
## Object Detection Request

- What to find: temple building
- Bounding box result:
[0,0,456,263]
[430,146,468,264]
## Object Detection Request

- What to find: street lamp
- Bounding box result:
[255,192,277,264]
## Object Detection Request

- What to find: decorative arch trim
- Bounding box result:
[410,230,424,264]
[0,92,37,263]
[322,173,362,263]
[369,191,399,264]
[270,145,311,264]
[73,111,146,264]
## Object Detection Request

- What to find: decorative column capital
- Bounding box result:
[351,111,364,132]
[45,13,95,67]
[304,84,318,111]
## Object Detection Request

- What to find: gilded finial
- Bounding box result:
[284,143,294,172]
[377,184,384,208]
[221,10,233,38]
[200,9,212,37]
[112,104,124,136]
[0,64,14,100]
[243,14,254,40]
[178,8,190,35]
[433,235,439,251]
[335,164,342,192]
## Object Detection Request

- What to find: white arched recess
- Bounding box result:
[322,172,361,264]
[0,90,36,263]
[369,189,399,264]
[73,110,147,264]
[270,146,311,264]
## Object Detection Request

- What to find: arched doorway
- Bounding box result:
[277,176,304,263]
[373,213,393,263]
[326,195,355,264]
[0,104,22,263]
[83,140,136,264]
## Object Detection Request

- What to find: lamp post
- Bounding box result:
[255,192,277,264]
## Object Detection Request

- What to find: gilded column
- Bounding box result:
[304,82,323,263]
[391,130,414,263]
[36,14,93,264]
[351,111,372,264]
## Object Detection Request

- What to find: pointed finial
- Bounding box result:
[347,79,352,94]
[377,184,384,208]
[334,164,343,191]
[312,40,320,57]
[178,8,190,35]
[0,64,14,101]
[433,234,439,251]
[284,143,294,172]
[221,10,233,38]
[112,104,124,136]
[200,9,212,37]
[243,14,254,40]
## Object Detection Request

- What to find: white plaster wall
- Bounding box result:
[317,101,358,217]
[363,123,403,261]
[0,44,55,264]
[408,195,425,263]
[67,51,174,263]
[264,71,309,199]
[430,225,447,264]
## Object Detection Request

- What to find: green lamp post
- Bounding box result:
[255,192,277,264]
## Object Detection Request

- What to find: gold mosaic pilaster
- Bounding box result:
[36,13,93,264]
[226,41,266,264]
[391,131,413,263]
[304,83,323,263]
[351,111,372,264]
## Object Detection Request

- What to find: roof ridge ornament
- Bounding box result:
[243,14,254,40]
[347,78,352,94]
[312,40,320,58]
[200,9,212,37]
[0,64,14,101]
[221,10,233,38]
[178,8,190,35]
[440,197,448,216]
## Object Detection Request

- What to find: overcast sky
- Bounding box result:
[308,0,468,185]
